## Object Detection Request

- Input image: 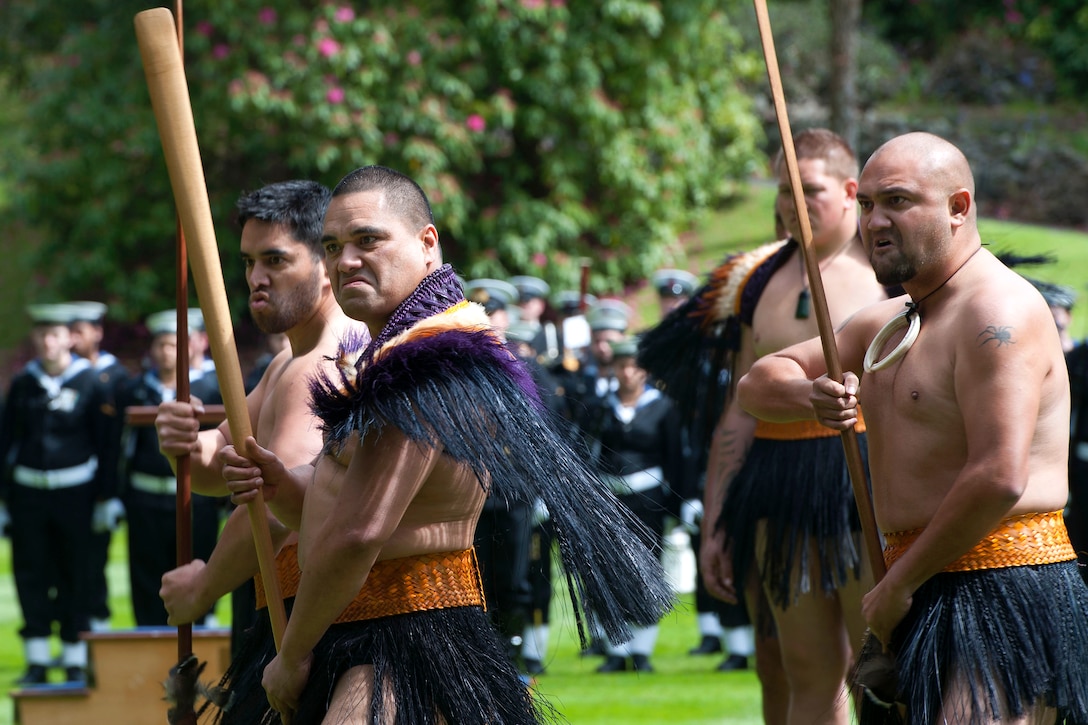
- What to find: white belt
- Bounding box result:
[129,471,177,496]
[13,458,97,490]
[607,466,664,495]
[1077,442,1088,463]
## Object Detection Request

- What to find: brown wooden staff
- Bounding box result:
[169,3,197,723]
[134,5,288,661]
[752,0,886,584]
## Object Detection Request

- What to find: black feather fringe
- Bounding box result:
[637,298,738,448]
[311,327,674,647]
[295,608,556,725]
[719,435,864,618]
[855,560,1088,725]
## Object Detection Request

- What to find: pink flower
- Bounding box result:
[384,132,401,147]
[195,21,214,37]
[532,253,547,267]
[326,86,345,104]
[466,114,486,133]
[258,7,277,25]
[318,38,341,57]
[334,7,355,23]
[407,50,422,66]
[213,44,230,60]
[522,0,545,8]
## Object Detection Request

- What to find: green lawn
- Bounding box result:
[0,526,764,725]
[627,182,1088,341]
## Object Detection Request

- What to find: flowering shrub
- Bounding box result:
[4,0,763,315]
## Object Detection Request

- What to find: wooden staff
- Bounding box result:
[171,0,195,680]
[134,6,289,657]
[752,0,886,583]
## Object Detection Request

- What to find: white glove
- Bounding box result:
[531,499,550,526]
[92,498,125,533]
[679,498,703,534]
[0,501,10,537]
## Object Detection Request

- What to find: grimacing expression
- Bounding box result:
[241,219,324,335]
[856,155,952,288]
[321,190,440,329]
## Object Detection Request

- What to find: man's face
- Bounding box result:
[321,190,440,330]
[590,328,624,366]
[613,356,647,393]
[856,151,950,287]
[518,297,545,323]
[775,158,856,251]
[31,324,72,366]
[242,219,325,335]
[69,321,102,358]
[149,333,178,374]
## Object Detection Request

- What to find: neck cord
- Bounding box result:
[905,245,982,317]
[863,245,982,373]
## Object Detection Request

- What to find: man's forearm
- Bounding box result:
[205,506,292,600]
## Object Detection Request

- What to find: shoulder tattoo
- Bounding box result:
[977,325,1014,347]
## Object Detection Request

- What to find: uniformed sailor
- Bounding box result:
[0,304,120,684]
[68,300,130,632]
[117,310,222,627]
[511,275,559,363]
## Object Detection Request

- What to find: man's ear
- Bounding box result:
[843,178,859,204]
[949,188,971,228]
[420,224,441,262]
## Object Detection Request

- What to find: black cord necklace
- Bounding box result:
[795,239,853,320]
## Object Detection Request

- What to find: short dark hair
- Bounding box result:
[772,128,858,182]
[331,165,435,233]
[236,180,332,257]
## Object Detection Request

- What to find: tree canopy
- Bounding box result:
[0,0,765,328]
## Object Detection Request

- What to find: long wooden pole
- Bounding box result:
[171,2,195,688]
[135,8,289,649]
[752,0,886,582]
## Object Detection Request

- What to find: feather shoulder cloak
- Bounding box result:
[310,264,673,643]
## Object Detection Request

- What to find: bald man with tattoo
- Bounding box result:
[739,132,1088,725]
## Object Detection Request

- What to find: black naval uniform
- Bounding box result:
[0,357,119,650]
[583,383,682,670]
[85,352,130,627]
[117,367,222,626]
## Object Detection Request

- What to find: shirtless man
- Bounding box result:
[154,180,362,719]
[738,132,1088,724]
[684,129,887,725]
[226,165,671,724]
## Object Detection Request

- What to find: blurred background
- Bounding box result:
[1,0,1087,383]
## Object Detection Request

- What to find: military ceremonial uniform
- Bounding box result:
[582,338,683,673]
[68,301,131,631]
[0,304,119,683]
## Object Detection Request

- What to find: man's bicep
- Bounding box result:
[957,318,1044,472]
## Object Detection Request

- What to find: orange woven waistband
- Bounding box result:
[255,543,301,609]
[755,409,865,440]
[332,549,485,624]
[883,510,1076,572]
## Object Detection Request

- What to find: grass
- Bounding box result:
[0,526,764,725]
[627,182,1088,341]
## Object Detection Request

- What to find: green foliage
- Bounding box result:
[862,0,1088,101]
[0,0,766,320]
